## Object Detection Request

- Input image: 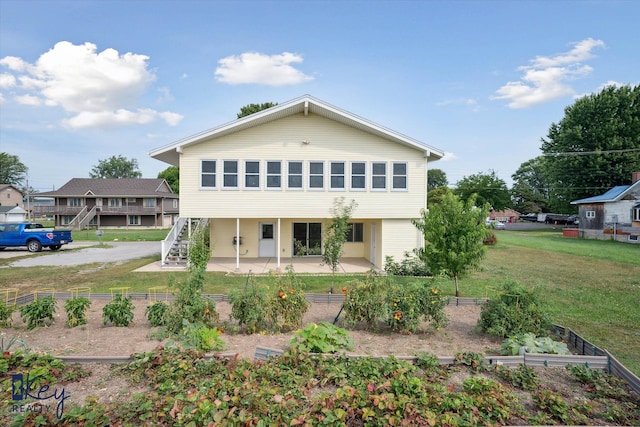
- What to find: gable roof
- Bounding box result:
[0,206,27,214]
[38,178,177,198]
[149,94,445,166]
[571,180,640,204]
[0,184,22,194]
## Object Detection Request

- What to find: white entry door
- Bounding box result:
[259,223,275,257]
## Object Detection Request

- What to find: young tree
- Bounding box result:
[237,102,278,118]
[158,166,179,193]
[541,84,640,212]
[454,170,510,211]
[322,198,357,285]
[413,190,488,297]
[90,155,142,179]
[0,152,28,186]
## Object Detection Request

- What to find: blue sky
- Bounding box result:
[1,0,638,193]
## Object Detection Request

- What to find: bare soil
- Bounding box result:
[2,299,500,359]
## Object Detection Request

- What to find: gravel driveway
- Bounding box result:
[1,241,160,267]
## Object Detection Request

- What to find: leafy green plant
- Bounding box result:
[18,296,56,329]
[454,351,487,372]
[478,280,552,338]
[228,282,271,333]
[385,281,449,333]
[384,251,430,276]
[145,301,168,327]
[182,320,225,352]
[268,265,310,331]
[102,294,134,326]
[533,389,571,423]
[289,321,354,353]
[0,300,15,327]
[500,333,570,355]
[495,364,540,391]
[341,273,389,328]
[64,296,91,328]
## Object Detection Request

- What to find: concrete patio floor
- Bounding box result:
[136,257,377,275]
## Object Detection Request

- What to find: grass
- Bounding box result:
[1,227,639,375]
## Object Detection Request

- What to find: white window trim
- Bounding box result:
[391,162,408,191]
[243,160,261,190]
[586,210,596,219]
[370,161,387,191]
[143,198,156,208]
[265,160,283,190]
[287,160,304,190]
[200,159,217,190]
[633,205,640,221]
[330,161,346,191]
[308,161,325,191]
[222,159,239,190]
[108,198,122,208]
[128,215,141,225]
[350,161,367,192]
[67,197,83,207]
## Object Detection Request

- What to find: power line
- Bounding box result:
[543,148,640,156]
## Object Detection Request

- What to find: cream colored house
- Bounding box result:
[150,95,444,270]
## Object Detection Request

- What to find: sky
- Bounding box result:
[1,0,639,193]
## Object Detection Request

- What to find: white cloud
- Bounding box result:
[492,38,605,108]
[0,73,16,88]
[16,94,42,106]
[0,41,182,128]
[215,51,314,86]
[440,152,457,162]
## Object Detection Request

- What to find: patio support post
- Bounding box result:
[235,218,240,272]
[277,218,281,272]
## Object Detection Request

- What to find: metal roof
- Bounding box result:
[149,94,445,166]
[571,180,640,204]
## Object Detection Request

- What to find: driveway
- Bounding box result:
[1,241,160,267]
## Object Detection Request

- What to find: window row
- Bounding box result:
[201,160,408,191]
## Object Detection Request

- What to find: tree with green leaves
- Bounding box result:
[90,155,142,179]
[413,190,488,297]
[541,84,640,212]
[158,166,179,193]
[0,152,28,186]
[454,170,510,210]
[322,198,357,285]
[237,102,278,119]
[427,168,448,191]
[510,157,553,213]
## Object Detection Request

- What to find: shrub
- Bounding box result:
[477,280,552,338]
[0,300,15,327]
[289,321,354,353]
[384,251,430,276]
[19,296,56,330]
[145,301,169,327]
[64,297,92,328]
[103,294,134,327]
[182,320,225,352]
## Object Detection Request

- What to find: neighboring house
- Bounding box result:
[0,206,27,222]
[150,94,445,269]
[0,184,24,209]
[489,209,520,224]
[571,172,640,243]
[37,178,179,229]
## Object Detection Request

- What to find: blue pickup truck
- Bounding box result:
[0,222,73,252]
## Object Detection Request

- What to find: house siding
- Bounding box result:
[380,219,421,264]
[179,114,427,220]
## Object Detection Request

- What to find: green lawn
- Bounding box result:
[2,227,639,375]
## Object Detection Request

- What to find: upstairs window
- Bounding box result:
[245,161,260,188]
[309,161,324,189]
[586,210,596,219]
[108,198,122,208]
[351,162,366,190]
[266,161,282,189]
[392,162,407,190]
[288,161,303,189]
[223,160,238,188]
[330,162,345,190]
[68,198,83,207]
[143,198,156,208]
[201,160,216,188]
[371,162,387,190]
